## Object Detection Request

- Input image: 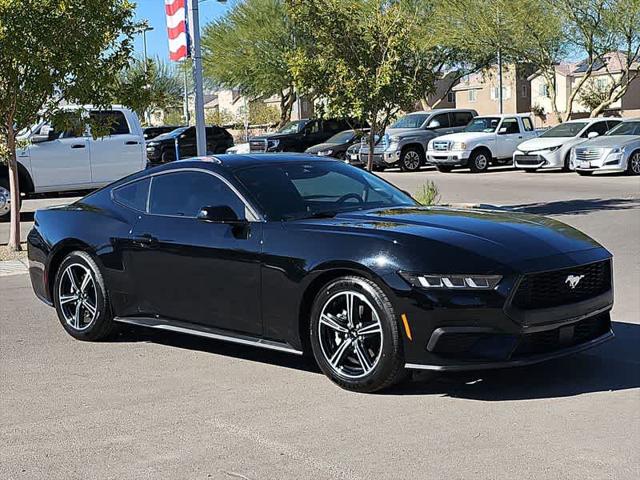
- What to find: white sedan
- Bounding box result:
[513,118,621,172]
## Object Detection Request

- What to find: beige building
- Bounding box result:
[452,64,533,115]
[420,71,460,110]
[529,52,640,126]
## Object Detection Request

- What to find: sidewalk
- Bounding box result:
[0,258,29,277]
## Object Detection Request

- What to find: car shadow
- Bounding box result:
[110,321,639,400]
[383,321,640,400]
[506,197,640,216]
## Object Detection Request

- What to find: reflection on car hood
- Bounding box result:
[578,135,640,148]
[305,142,338,153]
[385,127,426,136]
[517,137,572,152]
[315,206,603,265]
[433,132,493,143]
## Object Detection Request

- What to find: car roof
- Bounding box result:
[176,153,338,171]
[474,113,532,118]
[408,108,475,115]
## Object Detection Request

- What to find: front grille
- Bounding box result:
[249,140,267,152]
[432,141,450,151]
[512,260,611,310]
[512,312,610,357]
[517,155,543,165]
[575,148,604,162]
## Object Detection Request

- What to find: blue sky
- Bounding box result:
[133,0,234,61]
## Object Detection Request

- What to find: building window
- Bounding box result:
[596,78,607,90]
[468,90,477,102]
[521,84,528,98]
[447,91,455,103]
[491,86,511,101]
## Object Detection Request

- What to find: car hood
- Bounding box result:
[578,135,639,149]
[313,206,606,271]
[433,132,493,143]
[385,127,423,137]
[305,142,343,153]
[517,137,572,152]
[251,132,294,141]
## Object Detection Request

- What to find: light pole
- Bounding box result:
[139,23,154,125]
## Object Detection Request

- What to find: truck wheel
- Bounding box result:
[436,166,453,173]
[161,150,176,164]
[400,147,423,172]
[469,150,490,173]
[0,177,20,222]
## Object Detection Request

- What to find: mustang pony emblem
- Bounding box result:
[565,274,585,289]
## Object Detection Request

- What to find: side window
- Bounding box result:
[500,118,520,134]
[583,121,609,137]
[429,113,451,129]
[453,112,473,127]
[113,178,150,212]
[149,171,246,219]
[304,121,320,135]
[323,119,341,133]
[522,117,534,132]
[606,120,621,132]
[89,110,131,135]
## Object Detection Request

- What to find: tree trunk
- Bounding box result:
[278,89,297,129]
[5,125,21,251]
[367,117,378,172]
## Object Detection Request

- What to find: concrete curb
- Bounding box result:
[0,258,29,277]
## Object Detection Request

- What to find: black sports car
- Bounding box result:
[304,129,369,160]
[27,154,614,392]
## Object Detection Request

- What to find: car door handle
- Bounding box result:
[125,140,140,145]
[71,144,85,149]
[518,136,523,139]
[132,234,157,247]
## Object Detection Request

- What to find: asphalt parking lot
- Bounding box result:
[1,168,639,479]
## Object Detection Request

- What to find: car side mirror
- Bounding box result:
[498,127,508,134]
[587,131,599,139]
[427,120,441,129]
[197,205,245,224]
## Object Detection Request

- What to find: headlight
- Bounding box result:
[547,145,561,152]
[399,271,502,290]
[389,135,401,143]
[451,141,467,150]
[317,149,333,156]
[609,147,624,154]
[147,142,158,147]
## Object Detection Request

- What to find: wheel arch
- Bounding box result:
[46,239,98,301]
[469,144,493,160]
[296,262,394,354]
[0,161,35,194]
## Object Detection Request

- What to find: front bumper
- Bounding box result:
[514,150,564,170]
[427,149,471,166]
[574,155,627,173]
[357,147,401,166]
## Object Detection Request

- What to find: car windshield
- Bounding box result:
[540,122,588,138]
[606,121,640,136]
[464,117,501,133]
[390,114,429,129]
[326,130,356,144]
[278,121,306,134]
[235,161,416,221]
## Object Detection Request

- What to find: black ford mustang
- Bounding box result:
[27,154,614,392]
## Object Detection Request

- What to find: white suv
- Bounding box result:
[514,118,621,172]
[1,107,146,220]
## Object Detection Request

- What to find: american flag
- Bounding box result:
[165,0,188,61]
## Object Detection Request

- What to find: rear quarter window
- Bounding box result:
[112,178,150,212]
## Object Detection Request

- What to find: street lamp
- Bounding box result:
[137,22,155,126]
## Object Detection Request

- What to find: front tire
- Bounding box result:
[400,147,423,172]
[469,150,490,173]
[53,251,116,341]
[627,152,640,176]
[309,276,405,393]
[0,177,21,222]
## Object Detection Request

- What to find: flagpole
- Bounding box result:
[187,0,207,156]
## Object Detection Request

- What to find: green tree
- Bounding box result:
[0,0,137,250]
[202,0,300,128]
[115,57,184,122]
[287,0,437,171]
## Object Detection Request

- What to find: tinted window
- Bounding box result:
[583,121,609,137]
[540,122,588,138]
[605,120,621,131]
[89,110,130,135]
[522,117,534,131]
[149,171,245,218]
[500,118,520,134]
[113,178,150,212]
[235,161,415,221]
[304,120,321,134]
[429,113,451,128]
[323,119,341,133]
[453,112,473,127]
[390,114,429,129]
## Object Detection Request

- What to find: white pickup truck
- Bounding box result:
[0,107,146,220]
[426,114,539,173]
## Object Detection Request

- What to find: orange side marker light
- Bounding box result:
[401,313,412,341]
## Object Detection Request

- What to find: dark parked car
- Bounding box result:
[28,154,614,393]
[145,125,234,165]
[304,129,370,160]
[249,118,368,153]
[143,126,184,141]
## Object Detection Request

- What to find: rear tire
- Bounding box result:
[53,251,116,341]
[436,166,453,173]
[577,170,594,176]
[161,149,176,164]
[0,177,21,222]
[309,276,406,393]
[627,152,640,176]
[400,147,423,172]
[469,150,490,173]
